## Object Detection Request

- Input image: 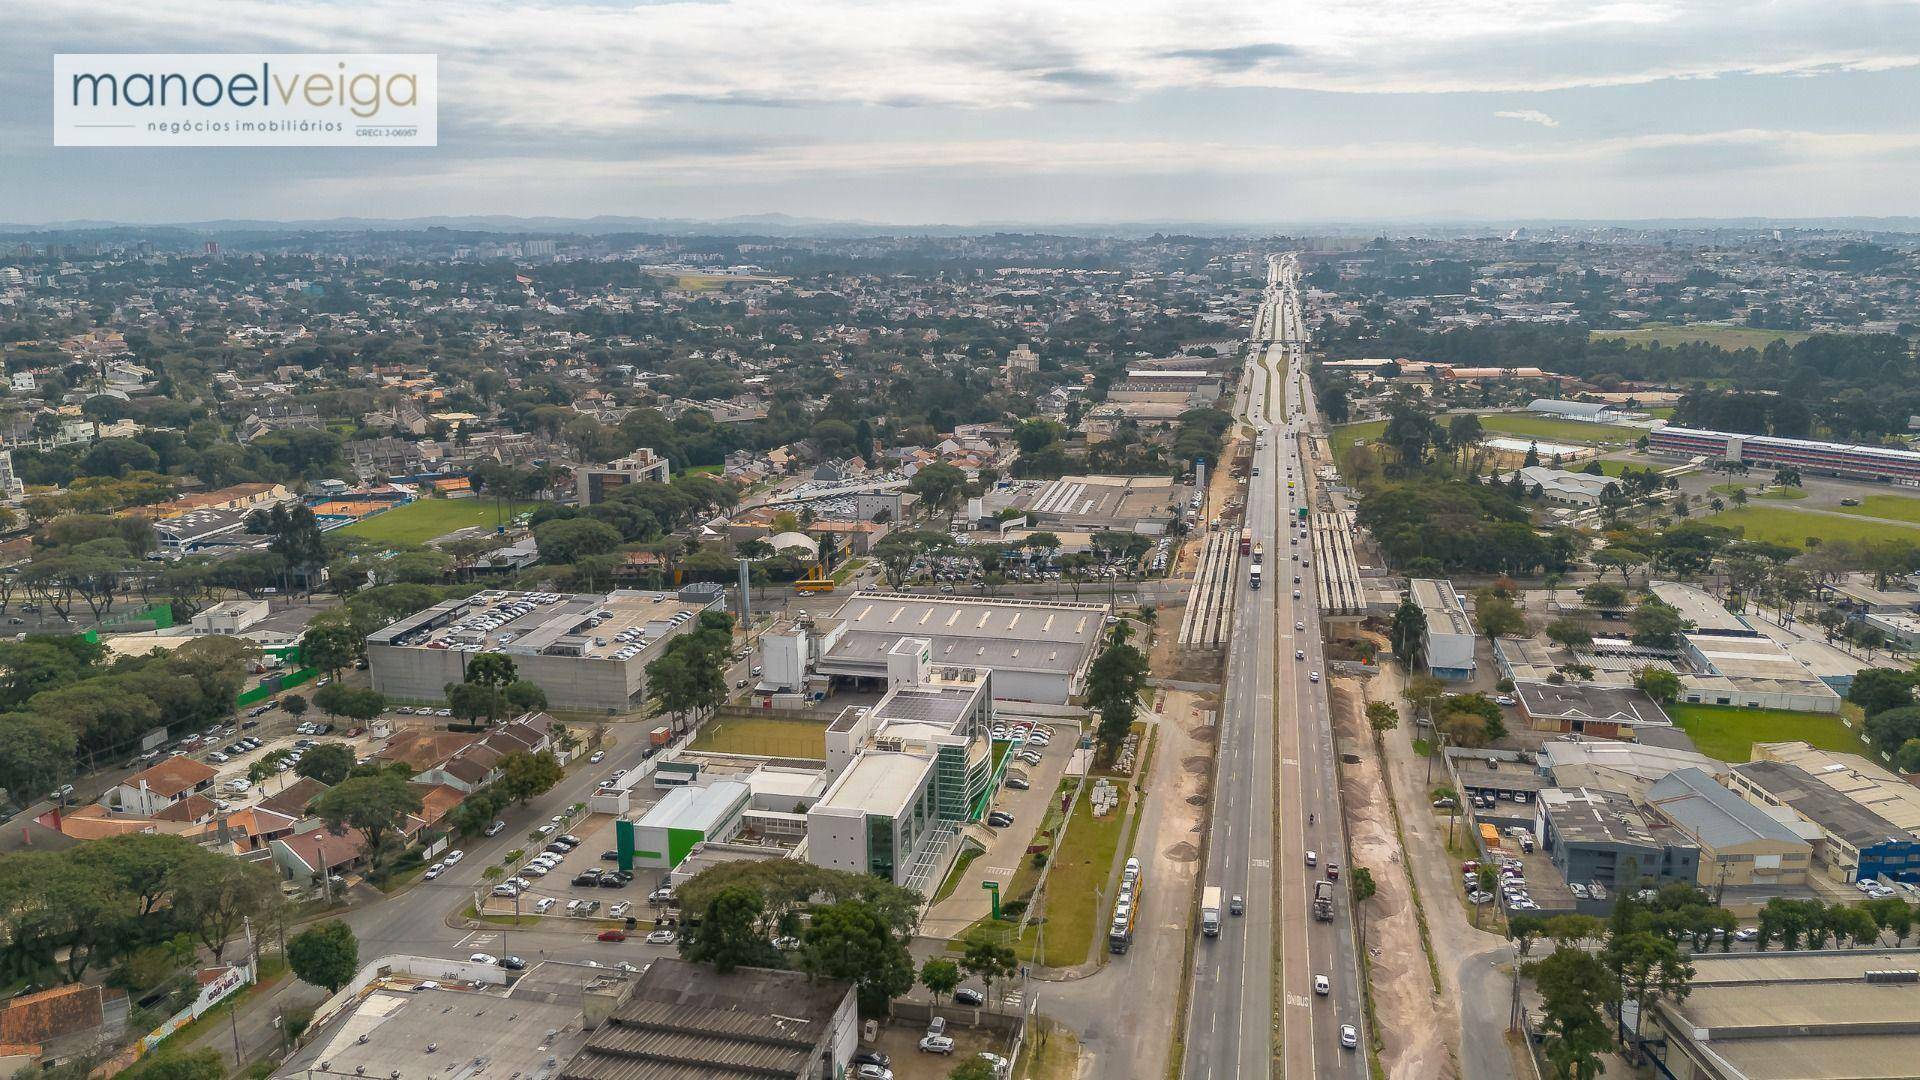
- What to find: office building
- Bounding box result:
[805,640,992,891]
[575,449,670,505]
[1410,578,1477,680]
[366,588,719,713]
[1537,786,1699,894]
[1513,681,1672,740]
[1651,425,1920,483]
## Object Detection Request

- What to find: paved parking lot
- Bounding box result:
[921,720,1078,938]
[871,1020,1015,1080]
[476,813,663,927]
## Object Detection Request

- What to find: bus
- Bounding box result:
[1239,527,1253,556]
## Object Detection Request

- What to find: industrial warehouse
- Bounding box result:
[366,588,722,712]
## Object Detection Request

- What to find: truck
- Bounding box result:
[1313,880,1335,921]
[1201,886,1223,937]
[649,725,672,748]
[1109,897,1136,954]
[1239,527,1253,556]
[1249,559,1262,590]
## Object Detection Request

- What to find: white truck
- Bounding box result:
[1201,885,1223,937]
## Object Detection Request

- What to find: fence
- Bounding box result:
[235,665,318,707]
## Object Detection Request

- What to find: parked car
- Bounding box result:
[918,1035,955,1055]
[1005,776,1031,790]
[953,988,985,1006]
[645,928,676,945]
[484,820,507,837]
[597,929,626,942]
[423,862,444,880]
[443,850,464,864]
[469,952,499,965]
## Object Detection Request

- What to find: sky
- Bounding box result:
[6,0,1920,226]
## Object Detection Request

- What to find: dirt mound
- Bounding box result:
[1164,841,1200,862]
[1188,724,1218,743]
[1186,793,1207,806]
[1182,755,1213,774]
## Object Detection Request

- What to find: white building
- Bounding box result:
[615,780,750,871]
[0,450,22,501]
[192,599,270,636]
[1513,466,1620,507]
[805,639,993,891]
[1410,578,1478,680]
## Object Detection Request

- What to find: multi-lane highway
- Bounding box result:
[1182,254,1368,1080]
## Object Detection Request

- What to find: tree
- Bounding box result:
[1526,945,1617,1080]
[288,920,359,993]
[1085,625,1149,761]
[504,681,547,715]
[498,750,564,805]
[1848,668,1918,717]
[1402,674,1448,723]
[1628,600,1688,649]
[1581,582,1627,609]
[282,693,309,719]
[1350,866,1377,903]
[534,517,623,563]
[1544,617,1593,649]
[1388,598,1427,665]
[1866,705,1920,756]
[679,885,776,973]
[170,856,277,963]
[293,742,355,786]
[0,711,77,804]
[73,832,201,916]
[1897,739,1920,774]
[1365,701,1399,735]
[907,463,967,516]
[300,623,363,681]
[920,956,961,1002]
[1473,590,1527,643]
[1633,667,1682,705]
[798,899,915,1013]
[1604,930,1694,1053]
[959,927,1019,1006]
[314,772,423,868]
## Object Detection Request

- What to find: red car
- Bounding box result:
[1326,863,1340,881]
[597,930,626,942]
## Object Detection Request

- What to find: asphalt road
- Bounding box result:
[1182,255,1367,1080]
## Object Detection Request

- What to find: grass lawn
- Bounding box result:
[688,716,827,758]
[1330,420,1387,473]
[1474,413,1643,444]
[1645,406,1676,420]
[932,845,985,905]
[341,498,540,546]
[1834,493,1920,525]
[1031,780,1132,968]
[1709,505,1920,549]
[1014,1021,1083,1080]
[681,464,722,475]
[1668,703,1868,763]
[1590,325,1810,350]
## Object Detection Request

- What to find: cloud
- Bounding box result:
[1495,109,1560,127]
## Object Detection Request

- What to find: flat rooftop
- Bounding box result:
[820,593,1104,678]
[1539,737,1723,784]
[1514,680,1672,728]
[368,589,711,663]
[1753,742,1920,833]
[1009,474,1182,528]
[817,751,933,817]
[871,681,984,737]
[1453,757,1547,793]
[1410,578,1473,637]
[1652,580,1749,633]
[1732,760,1910,850]
[1539,786,1663,847]
[290,985,585,1080]
[1655,949,1920,1079]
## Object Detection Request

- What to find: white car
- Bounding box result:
[469,952,499,965]
[589,751,605,764]
[918,1035,955,1055]
[1314,974,1330,995]
[443,850,464,865]
[1305,850,1317,866]
[1309,671,1320,682]
[1296,649,1305,660]
[534,897,556,913]
[423,862,445,880]
[1341,1025,1358,1049]
[646,929,676,945]
[1295,621,1304,630]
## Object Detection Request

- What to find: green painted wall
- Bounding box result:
[667,827,704,867]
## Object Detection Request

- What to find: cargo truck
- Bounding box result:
[1313,879,1335,921]
[1201,885,1223,937]
[1239,527,1253,556]
[649,726,672,747]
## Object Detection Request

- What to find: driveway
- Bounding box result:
[921,724,1076,939]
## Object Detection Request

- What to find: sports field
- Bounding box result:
[1709,505,1920,548]
[340,498,541,547]
[688,716,827,759]
[1590,325,1810,350]
[1474,413,1643,443]
[1668,704,1866,763]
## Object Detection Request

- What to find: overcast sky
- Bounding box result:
[8,0,1920,226]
